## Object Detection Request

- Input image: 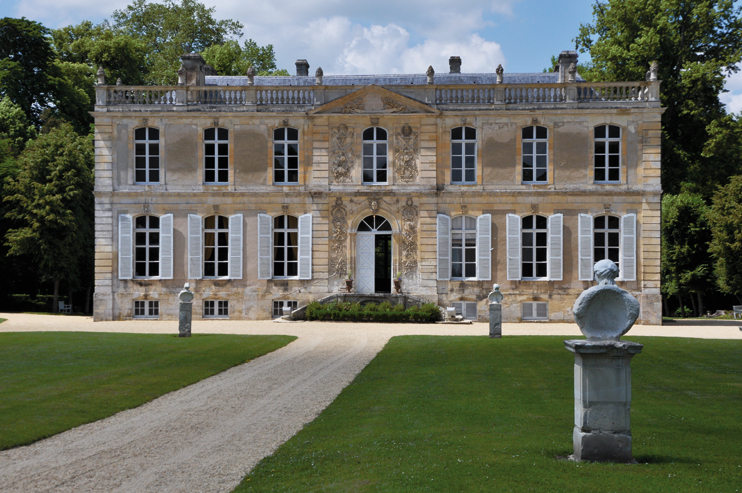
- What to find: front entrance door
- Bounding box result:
[356,215,393,294]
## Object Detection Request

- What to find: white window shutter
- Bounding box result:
[258,213,273,280]
[465,302,478,320]
[536,302,548,319]
[437,214,451,281]
[522,302,533,319]
[506,214,521,281]
[578,214,594,281]
[548,213,563,281]
[118,214,133,280]
[452,301,462,316]
[298,213,312,280]
[159,214,173,279]
[621,213,637,281]
[188,214,202,279]
[476,214,491,281]
[229,214,243,279]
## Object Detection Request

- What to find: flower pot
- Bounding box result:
[394,279,401,293]
[345,279,354,291]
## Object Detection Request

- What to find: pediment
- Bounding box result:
[309,85,440,115]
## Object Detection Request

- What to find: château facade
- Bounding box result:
[92,51,663,323]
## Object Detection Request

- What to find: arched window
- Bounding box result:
[357,215,392,232]
[522,125,548,183]
[362,127,388,184]
[451,126,476,184]
[134,215,160,277]
[204,215,229,277]
[451,216,477,279]
[594,125,621,183]
[521,215,548,279]
[204,127,229,184]
[274,127,299,184]
[134,127,160,184]
[274,215,299,278]
[594,215,620,269]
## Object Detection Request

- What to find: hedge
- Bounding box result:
[305,301,440,323]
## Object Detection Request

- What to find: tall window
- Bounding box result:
[451,216,477,279]
[451,126,476,184]
[134,215,159,277]
[362,127,388,184]
[594,125,621,182]
[522,215,548,279]
[134,127,160,184]
[204,215,229,277]
[274,127,299,184]
[522,126,548,183]
[204,127,229,184]
[273,215,298,278]
[594,215,620,270]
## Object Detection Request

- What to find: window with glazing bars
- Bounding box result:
[274,127,299,184]
[451,126,476,183]
[522,126,548,183]
[134,215,159,277]
[594,125,621,182]
[134,127,160,184]
[594,215,620,270]
[362,127,388,183]
[204,127,229,184]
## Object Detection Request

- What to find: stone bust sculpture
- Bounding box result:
[572,260,640,341]
[488,284,504,304]
[179,283,194,303]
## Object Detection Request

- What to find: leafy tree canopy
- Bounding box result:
[202,39,289,76]
[0,17,58,125]
[0,96,37,157]
[111,0,244,84]
[707,175,742,303]
[575,0,742,195]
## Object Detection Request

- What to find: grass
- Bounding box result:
[0,318,6,323]
[0,331,296,450]
[236,336,742,493]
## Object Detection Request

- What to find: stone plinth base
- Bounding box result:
[564,339,643,462]
[489,303,502,338]
[179,302,192,337]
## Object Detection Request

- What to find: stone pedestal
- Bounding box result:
[564,340,643,462]
[178,283,194,337]
[489,303,502,338]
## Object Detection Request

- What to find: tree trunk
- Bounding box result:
[662,294,670,318]
[690,294,698,317]
[84,283,92,315]
[52,279,59,313]
[68,285,73,314]
[697,292,704,317]
[676,294,684,317]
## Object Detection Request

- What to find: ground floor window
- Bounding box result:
[452,301,478,320]
[204,300,229,318]
[273,300,298,318]
[522,302,548,320]
[134,300,159,318]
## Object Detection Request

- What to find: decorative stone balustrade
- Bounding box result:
[95,80,659,110]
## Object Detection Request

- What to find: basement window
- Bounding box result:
[273,300,298,318]
[522,302,548,320]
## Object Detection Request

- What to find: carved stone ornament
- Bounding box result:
[116,78,122,86]
[401,197,419,276]
[282,205,289,215]
[647,61,659,81]
[369,198,380,214]
[213,118,219,128]
[246,65,255,86]
[604,204,611,213]
[567,62,577,83]
[177,65,186,86]
[394,124,419,183]
[142,118,148,126]
[370,117,379,126]
[212,204,219,212]
[382,98,410,113]
[460,117,467,126]
[330,124,356,183]
[282,118,290,128]
[495,64,504,84]
[315,67,323,85]
[340,99,364,114]
[142,204,151,214]
[426,65,435,85]
[330,198,348,278]
[531,203,539,214]
[96,66,106,85]
[461,205,469,215]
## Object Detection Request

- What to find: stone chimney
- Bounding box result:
[179,53,207,86]
[557,51,578,83]
[449,56,461,74]
[296,59,310,76]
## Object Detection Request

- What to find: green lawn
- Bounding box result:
[236,336,742,493]
[0,331,296,450]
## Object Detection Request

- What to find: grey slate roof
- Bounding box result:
[205,72,585,86]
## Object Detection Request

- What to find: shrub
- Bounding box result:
[305,300,441,323]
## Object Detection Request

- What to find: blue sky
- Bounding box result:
[2,0,740,111]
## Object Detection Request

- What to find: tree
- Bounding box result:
[111,0,243,84]
[201,39,289,76]
[3,124,94,312]
[575,0,742,196]
[707,175,742,304]
[0,96,37,159]
[0,17,58,126]
[661,192,714,316]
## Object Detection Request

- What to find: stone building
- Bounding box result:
[92,51,663,323]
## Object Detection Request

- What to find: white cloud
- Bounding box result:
[722,63,742,114]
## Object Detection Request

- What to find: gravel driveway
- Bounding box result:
[0,314,738,492]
